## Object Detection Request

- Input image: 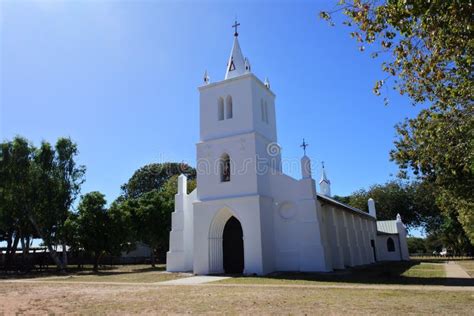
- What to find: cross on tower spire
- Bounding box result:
[232,20,240,37]
[300,138,309,156]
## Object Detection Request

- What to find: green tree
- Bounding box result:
[0,136,85,271]
[320,1,473,242]
[407,237,426,255]
[335,180,439,228]
[119,175,196,267]
[0,137,37,269]
[75,192,109,271]
[53,138,86,265]
[73,191,132,271]
[120,162,195,200]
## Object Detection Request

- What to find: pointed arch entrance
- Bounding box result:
[223,217,244,273]
[209,208,244,274]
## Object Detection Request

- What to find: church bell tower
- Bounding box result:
[196,23,280,201]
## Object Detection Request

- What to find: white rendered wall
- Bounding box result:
[192,195,268,275]
[376,235,402,261]
[198,74,276,143]
[397,221,410,260]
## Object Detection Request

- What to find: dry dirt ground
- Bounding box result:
[1,261,472,314]
[0,282,473,315]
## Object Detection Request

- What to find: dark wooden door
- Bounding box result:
[223,216,244,274]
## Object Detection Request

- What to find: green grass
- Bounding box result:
[8,264,187,283]
[218,261,448,286]
[456,260,474,277]
[2,282,473,315]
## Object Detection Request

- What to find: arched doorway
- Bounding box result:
[223,216,244,274]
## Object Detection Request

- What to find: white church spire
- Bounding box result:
[319,162,331,196]
[225,21,247,80]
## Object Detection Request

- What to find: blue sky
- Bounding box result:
[1,1,422,221]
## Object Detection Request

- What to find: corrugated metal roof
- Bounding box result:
[316,193,375,220]
[377,220,398,234]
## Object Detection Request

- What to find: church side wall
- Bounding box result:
[266,172,331,272]
[319,201,376,268]
[376,235,402,261]
[397,221,410,261]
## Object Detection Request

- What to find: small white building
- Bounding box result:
[166,27,409,275]
[376,214,410,261]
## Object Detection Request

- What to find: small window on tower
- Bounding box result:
[226,95,233,119]
[220,153,231,182]
[261,100,265,122]
[218,97,224,121]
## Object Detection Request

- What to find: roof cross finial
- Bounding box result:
[322,161,325,169]
[300,138,309,156]
[232,20,240,37]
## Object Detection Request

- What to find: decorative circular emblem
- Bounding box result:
[267,142,280,157]
[279,202,297,219]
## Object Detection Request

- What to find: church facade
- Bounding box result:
[166,28,409,275]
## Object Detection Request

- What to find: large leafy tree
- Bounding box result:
[120,162,195,200]
[0,137,37,268]
[335,180,472,254]
[118,174,196,267]
[0,136,85,271]
[320,0,473,242]
[73,192,131,271]
[334,180,440,229]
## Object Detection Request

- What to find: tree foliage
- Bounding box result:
[334,180,440,229]
[320,0,472,105]
[0,136,85,271]
[407,237,426,254]
[116,172,196,267]
[336,180,472,254]
[71,192,131,270]
[320,0,473,242]
[120,162,196,200]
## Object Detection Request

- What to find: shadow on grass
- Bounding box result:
[0,264,165,280]
[227,261,474,287]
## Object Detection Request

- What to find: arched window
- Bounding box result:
[226,95,233,119]
[218,97,224,121]
[387,237,395,252]
[220,153,231,182]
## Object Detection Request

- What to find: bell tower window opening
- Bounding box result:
[218,97,224,121]
[220,153,231,182]
[226,95,233,119]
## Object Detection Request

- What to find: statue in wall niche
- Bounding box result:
[223,158,231,182]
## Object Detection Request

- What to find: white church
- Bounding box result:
[167,25,409,275]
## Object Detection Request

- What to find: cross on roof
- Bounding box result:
[300,138,309,155]
[322,161,325,169]
[232,20,240,37]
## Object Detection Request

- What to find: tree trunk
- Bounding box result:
[150,249,156,268]
[28,215,65,272]
[93,253,102,272]
[5,232,20,271]
[4,233,12,269]
[62,241,68,268]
